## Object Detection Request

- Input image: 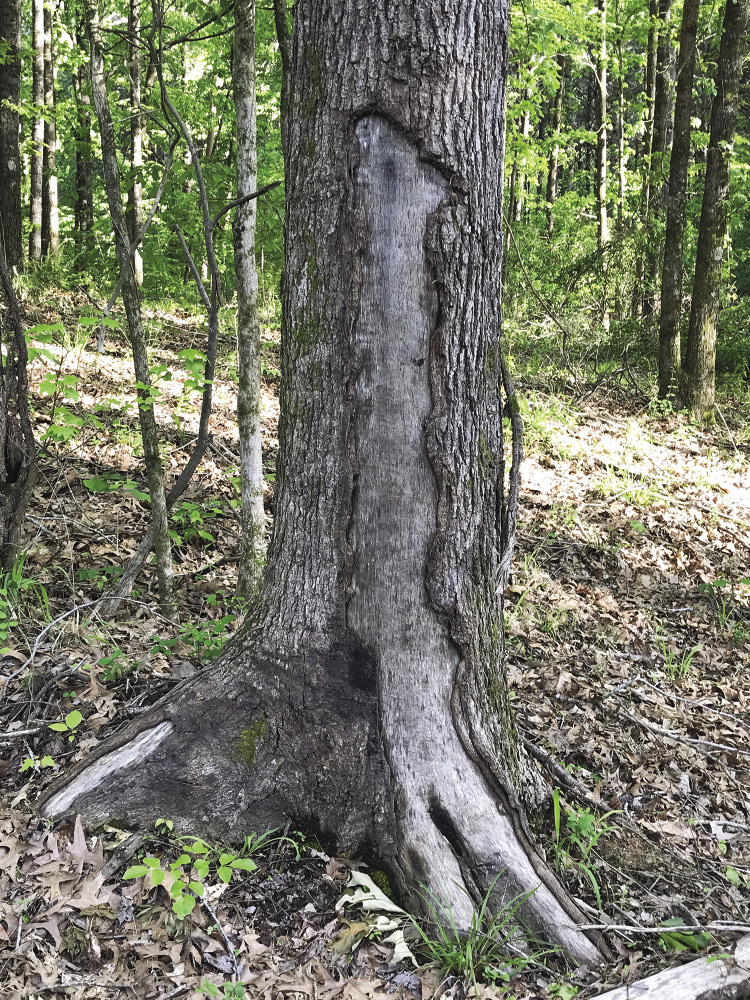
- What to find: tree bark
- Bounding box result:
[0,0,23,271]
[234,0,266,599]
[83,0,175,608]
[657,0,699,399]
[71,14,94,267]
[41,0,602,967]
[41,3,60,259]
[272,0,291,158]
[545,57,565,236]
[0,248,37,567]
[595,0,608,252]
[683,0,749,417]
[127,0,144,286]
[642,0,672,317]
[29,0,45,263]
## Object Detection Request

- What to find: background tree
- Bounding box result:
[683,0,750,417]
[41,0,601,967]
[41,0,60,258]
[29,0,45,262]
[658,0,700,399]
[0,0,23,270]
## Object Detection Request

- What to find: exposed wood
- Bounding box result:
[589,934,750,1000]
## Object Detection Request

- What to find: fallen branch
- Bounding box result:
[522,737,605,814]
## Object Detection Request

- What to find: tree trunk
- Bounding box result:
[234,0,266,599]
[127,0,144,286]
[657,0,699,399]
[41,3,60,258]
[642,0,672,317]
[272,0,291,158]
[0,247,37,567]
[0,0,23,271]
[545,56,565,236]
[514,92,531,223]
[83,0,175,608]
[41,0,602,967]
[632,0,658,317]
[595,0,608,252]
[29,0,45,263]
[615,37,625,234]
[71,14,94,268]
[683,0,749,418]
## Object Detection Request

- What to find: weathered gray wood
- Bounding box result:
[591,935,750,1000]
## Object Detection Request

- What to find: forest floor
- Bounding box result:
[1,293,749,1000]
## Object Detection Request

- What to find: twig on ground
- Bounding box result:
[522,737,605,814]
[201,899,238,978]
[602,700,750,759]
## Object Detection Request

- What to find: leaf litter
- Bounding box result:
[0,301,749,997]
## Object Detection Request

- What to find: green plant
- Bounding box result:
[552,789,618,910]
[658,635,702,679]
[152,611,240,662]
[169,499,228,546]
[122,828,273,920]
[549,985,578,1000]
[49,710,83,742]
[20,752,57,774]
[197,980,245,999]
[657,918,711,953]
[699,577,750,632]
[97,647,133,683]
[412,878,551,988]
[0,553,50,643]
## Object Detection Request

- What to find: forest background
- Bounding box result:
[0,0,749,997]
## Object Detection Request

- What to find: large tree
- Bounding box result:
[42,0,601,966]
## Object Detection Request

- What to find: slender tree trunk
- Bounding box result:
[643,0,672,317]
[127,0,144,286]
[234,0,266,598]
[84,0,174,608]
[616,37,626,233]
[658,0,699,399]
[595,0,608,251]
[0,248,37,567]
[514,92,531,223]
[29,0,45,263]
[0,0,23,271]
[683,0,749,417]
[41,0,602,968]
[71,17,94,267]
[632,0,658,317]
[595,0,609,330]
[272,0,291,158]
[545,56,565,236]
[41,3,60,258]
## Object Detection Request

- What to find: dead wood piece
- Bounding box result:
[589,933,750,999]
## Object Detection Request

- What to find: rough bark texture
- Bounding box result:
[657,0,699,399]
[234,0,266,599]
[0,0,22,271]
[127,0,144,286]
[29,0,45,263]
[643,0,672,317]
[42,0,601,966]
[41,4,60,259]
[0,249,37,567]
[84,0,175,607]
[683,0,749,417]
[71,15,94,266]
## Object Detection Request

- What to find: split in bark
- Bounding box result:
[658,0,699,400]
[42,0,604,968]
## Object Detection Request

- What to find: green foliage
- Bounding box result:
[197,980,245,999]
[658,918,711,953]
[0,554,49,644]
[49,710,83,742]
[20,752,57,774]
[411,878,552,988]
[552,789,618,910]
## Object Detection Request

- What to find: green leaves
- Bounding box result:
[50,710,83,742]
[658,918,711,953]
